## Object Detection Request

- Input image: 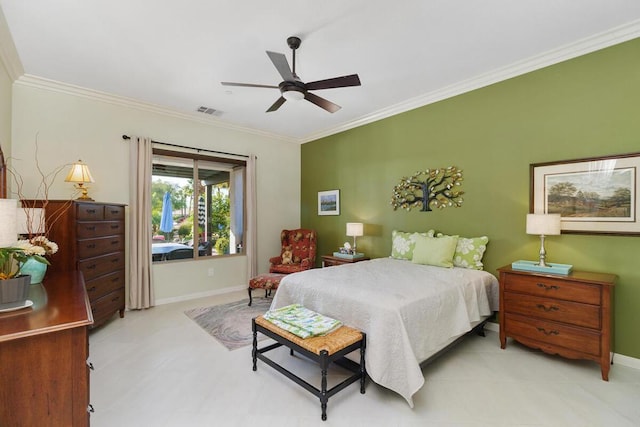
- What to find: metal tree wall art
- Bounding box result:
[391,166,464,212]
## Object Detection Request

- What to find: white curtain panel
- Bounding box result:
[246,154,257,278]
[128,136,154,309]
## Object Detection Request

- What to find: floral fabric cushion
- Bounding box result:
[436,233,489,270]
[390,229,435,260]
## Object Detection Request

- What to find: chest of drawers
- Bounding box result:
[34,200,127,328]
[498,266,616,380]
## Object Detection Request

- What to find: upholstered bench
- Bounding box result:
[247,273,287,306]
[252,315,366,421]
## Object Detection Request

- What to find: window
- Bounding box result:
[151,148,246,262]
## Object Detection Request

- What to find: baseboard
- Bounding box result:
[483,321,640,370]
[154,285,246,306]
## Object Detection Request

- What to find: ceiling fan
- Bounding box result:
[221,36,361,113]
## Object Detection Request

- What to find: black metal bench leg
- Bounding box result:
[360,333,367,394]
[248,287,253,306]
[320,350,329,421]
[252,319,258,371]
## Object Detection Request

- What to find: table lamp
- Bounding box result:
[0,199,18,247]
[526,213,561,267]
[65,160,95,200]
[346,222,364,254]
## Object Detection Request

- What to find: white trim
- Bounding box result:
[13,74,298,144]
[154,284,246,306]
[300,20,640,144]
[484,322,640,371]
[6,20,640,144]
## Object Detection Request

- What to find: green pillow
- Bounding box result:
[411,235,458,268]
[390,230,435,260]
[436,233,489,270]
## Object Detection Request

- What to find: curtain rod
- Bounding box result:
[121,135,249,159]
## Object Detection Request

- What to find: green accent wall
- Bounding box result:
[301,38,640,359]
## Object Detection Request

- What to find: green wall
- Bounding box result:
[301,38,640,359]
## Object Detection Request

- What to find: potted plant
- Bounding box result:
[0,245,41,308]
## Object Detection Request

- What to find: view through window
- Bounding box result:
[151,149,246,262]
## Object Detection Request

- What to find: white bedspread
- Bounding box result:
[270,257,499,407]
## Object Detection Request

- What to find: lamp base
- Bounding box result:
[511,260,573,275]
[75,194,94,201]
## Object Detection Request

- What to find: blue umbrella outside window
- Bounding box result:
[159,191,173,233]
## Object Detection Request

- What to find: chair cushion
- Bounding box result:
[249,273,287,290]
[270,264,306,274]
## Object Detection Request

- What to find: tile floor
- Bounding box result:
[89,290,640,427]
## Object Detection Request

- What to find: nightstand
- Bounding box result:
[498,265,616,380]
[321,255,370,267]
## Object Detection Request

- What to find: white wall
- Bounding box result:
[10,80,300,302]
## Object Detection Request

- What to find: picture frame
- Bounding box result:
[530,152,640,235]
[318,190,340,216]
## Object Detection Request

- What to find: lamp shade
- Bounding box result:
[346,222,364,237]
[526,214,561,235]
[65,160,95,183]
[0,199,18,246]
[17,207,45,235]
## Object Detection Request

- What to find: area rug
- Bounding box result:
[184,298,272,350]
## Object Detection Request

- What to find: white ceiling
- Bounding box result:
[2,1,640,143]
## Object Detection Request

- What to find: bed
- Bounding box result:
[270,257,499,407]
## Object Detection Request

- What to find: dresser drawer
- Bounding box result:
[79,252,125,281]
[503,292,600,329]
[76,221,125,239]
[505,313,600,357]
[77,236,125,259]
[504,274,601,305]
[91,289,124,324]
[76,203,104,221]
[85,270,125,302]
[104,205,125,220]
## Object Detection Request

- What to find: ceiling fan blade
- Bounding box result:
[266,51,295,81]
[221,82,278,89]
[304,92,341,113]
[266,96,286,112]
[306,74,361,91]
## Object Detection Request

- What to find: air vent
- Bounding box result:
[197,106,216,115]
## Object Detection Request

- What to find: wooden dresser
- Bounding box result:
[498,265,616,380]
[35,200,127,328]
[0,271,94,426]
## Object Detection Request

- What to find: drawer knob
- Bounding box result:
[536,283,559,291]
[86,243,96,249]
[536,304,559,312]
[86,209,97,214]
[536,327,559,336]
[88,286,96,292]
[86,226,96,231]
[87,265,96,270]
[111,225,119,229]
[111,240,119,245]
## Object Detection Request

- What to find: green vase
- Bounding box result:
[19,258,48,284]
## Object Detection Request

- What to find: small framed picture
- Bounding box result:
[318,190,340,216]
[530,152,640,235]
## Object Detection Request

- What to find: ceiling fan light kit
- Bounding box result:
[222,36,361,113]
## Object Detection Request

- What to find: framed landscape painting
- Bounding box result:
[318,190,340,216]
[530,152,640,235]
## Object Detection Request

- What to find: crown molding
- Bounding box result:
[0,7,24,81]
[7,18,639,145]
[13,74,298,144]
[299,19,640,144]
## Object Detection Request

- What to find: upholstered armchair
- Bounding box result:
[269,229,317,274]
